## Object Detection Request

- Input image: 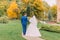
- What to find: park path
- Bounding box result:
[25,37,44,40]
[22,35,44,40]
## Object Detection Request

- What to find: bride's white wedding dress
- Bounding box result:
[26,15,41,37]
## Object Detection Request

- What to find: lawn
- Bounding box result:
[0,20,60,40]
[40,30,60,40]
[0,20,25,40]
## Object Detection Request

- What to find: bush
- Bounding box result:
[38,23,60,33]
[0,16,8,23]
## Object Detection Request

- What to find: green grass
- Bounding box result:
[38,23,60,40]
[0,20,25,40]
[40,30,60,40]
[0,20,60,40]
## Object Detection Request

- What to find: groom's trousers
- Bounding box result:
[22,24,27,35]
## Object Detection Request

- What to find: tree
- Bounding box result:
[21,0,45,20]
[7,1,20,19]
[0,1,9,17]
[42,1,50,20]
[48,9,53,21]
[42,1,50,12]
[50,5,57,20]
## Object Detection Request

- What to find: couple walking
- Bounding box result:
[21,12,41,37]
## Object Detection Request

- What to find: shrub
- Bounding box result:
[38,23,60,33]
[0,16,8,23]
[7,1,20,19]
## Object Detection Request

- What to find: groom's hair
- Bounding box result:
[22,12,27,16]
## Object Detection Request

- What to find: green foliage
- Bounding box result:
[38,23,60,33]
[21,0,46,20]
[50,5,57,20]
[0,16,8,23]
[26,4,31,16]
[42,1,50,12]
[0,1,9,16]
[0,0,57,21]
[48,9,53,21]
[0,10,4,17]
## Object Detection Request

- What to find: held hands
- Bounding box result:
[27,17,31,24]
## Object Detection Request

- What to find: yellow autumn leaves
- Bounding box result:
[6,0,56,20]
[21,0,46,19]
[7,1,20,19]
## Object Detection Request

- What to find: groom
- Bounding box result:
[21,12,28,35]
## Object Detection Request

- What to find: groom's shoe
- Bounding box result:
[23,33,26,35]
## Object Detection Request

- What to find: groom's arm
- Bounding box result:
[26,17,30,24]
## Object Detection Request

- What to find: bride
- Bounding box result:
[26,15,41,37]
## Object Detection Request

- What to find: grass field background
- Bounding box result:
[40,30,60,40]
[0,20,60,40]
[0,20,25,40]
